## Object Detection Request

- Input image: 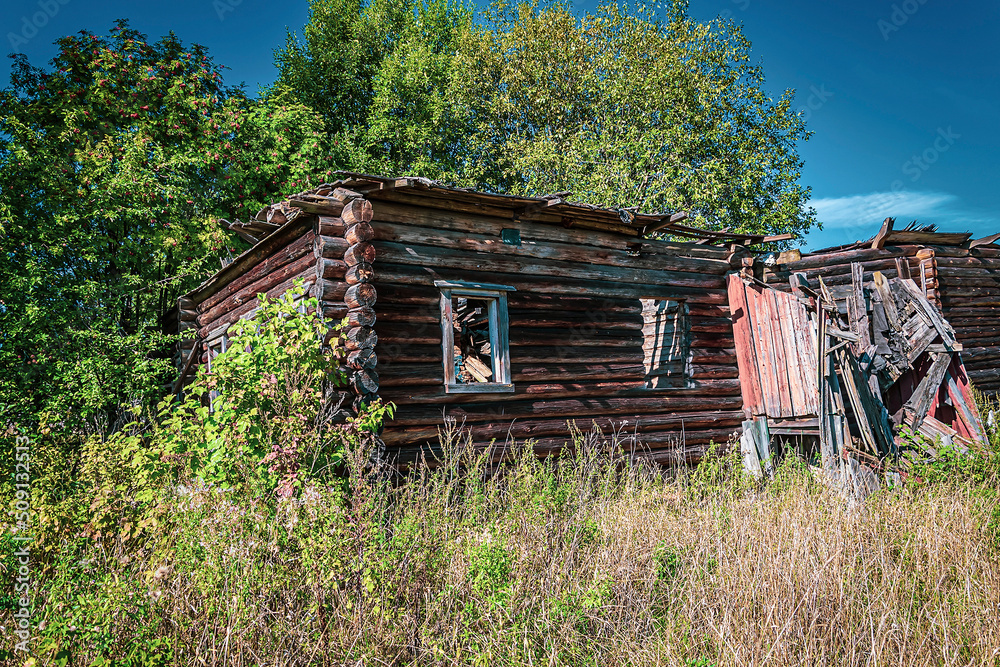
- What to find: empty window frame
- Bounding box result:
[436,280,515,393]
[641,298,691,388]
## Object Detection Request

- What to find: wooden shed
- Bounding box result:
[761,218,1000,396]
[172,174,792,464]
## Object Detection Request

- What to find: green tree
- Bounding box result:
[455,1,814,237]
[274,0,473,179]
[0,21,330,435]
[279,0,814,238]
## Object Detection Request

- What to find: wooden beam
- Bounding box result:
[970,232,1000,249]
[871,217,895,249]
[643,211,689,235]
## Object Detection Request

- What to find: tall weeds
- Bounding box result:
[13,418,1000,666]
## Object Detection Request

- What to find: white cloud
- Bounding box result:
[805,190,1000,250]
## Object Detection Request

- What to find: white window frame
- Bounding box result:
[436,280,515,394]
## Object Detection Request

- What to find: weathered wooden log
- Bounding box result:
[379,377,742,407]
[287,199,344,216]
[197,253,315,326]
[331,187,364,202]
[345,262,375,285]
[345,283,377,309]
[178,296,196,311]
[372,219,729,276]
[314,235,350,259]
[197,275,314,339]
[351,367,380,395]
[316,216,346,237]
[376,241,727,290]
[191,219,313,304]
[342,198,373,225]
[345,222,375,245]
[781,246,920,271]
[317,279,348,303]
[932,246,1000,259]
[316,257,348,280]
[375,266,727,305]
[344,242,376,266]
[346,326,378,351]
[347,307,377,328]
[179,308,198,322]
[322,305,349,322]
[381,409,746,446]
[199,229,315,313]
[348,348,378,370]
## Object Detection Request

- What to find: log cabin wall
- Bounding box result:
[931,245,1000,394]
[361,189,744,464]
[179,215,323,374]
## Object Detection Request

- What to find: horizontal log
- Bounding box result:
[288,199,345,216]
[314,235,350,259]
[386,428,741,462]
[346,222,375,245]
[386,392,746,427]
[375,241,727,291]
[197,272,314,338]
[934,255,1000,270]
[936,266,1000,279]
[381,408,746,446]
[199,228,315,313]
[318,279,348,303]
[930,246,1000,259]
[317,257,348,280]
[371,220,730,277]
[346,283,377,309]
[785,245,920,271]
[368,196,731,260]
[316,216,346,237]
[345,262,375,285]
[179,308,198,322]
[342,198,373,225]
[344,242,376,266]
[191,219,313,304]
[197,252,315,326]
[374,265,729,305]
[322,305,348,322]
[379,377,742,406]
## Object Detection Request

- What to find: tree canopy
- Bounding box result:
[0,21,329,430]
[276,0,815,237]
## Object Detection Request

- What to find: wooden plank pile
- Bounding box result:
[733,259,986,491]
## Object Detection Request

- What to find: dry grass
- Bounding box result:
[21,422,1000,667]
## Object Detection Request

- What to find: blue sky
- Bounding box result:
[3,0,997,249]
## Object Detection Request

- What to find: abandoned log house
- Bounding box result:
[170,174,794,464]
[168,177,992,470]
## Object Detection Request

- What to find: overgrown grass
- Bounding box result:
[9,412,1000,667]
